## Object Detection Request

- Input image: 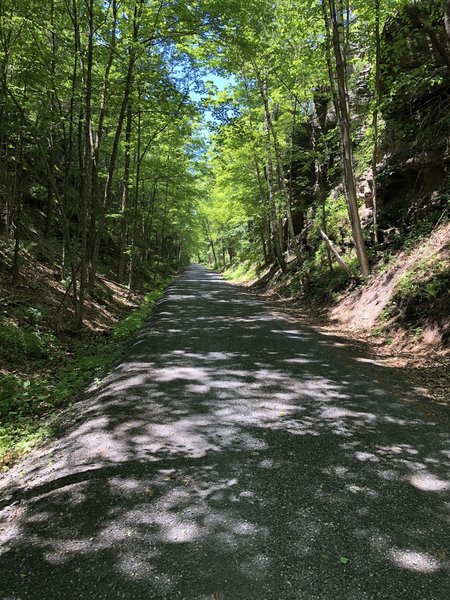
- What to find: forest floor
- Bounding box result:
[0,228,142,386]
[0,234,143,384]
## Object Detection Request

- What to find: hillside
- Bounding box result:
[0,215,177,468]
[0,209,140,342]
[330,222,450,347]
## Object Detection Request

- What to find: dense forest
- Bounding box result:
[200,1,449,298]
[0,0,449,463]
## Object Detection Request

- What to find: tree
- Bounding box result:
[323,0,370,277]
[0,0,204,326]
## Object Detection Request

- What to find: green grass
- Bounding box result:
[0,280,170,470]
[222,260,260,283]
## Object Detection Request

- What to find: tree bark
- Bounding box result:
[258,76,299,267]
[45,0,57,239]
[261,80,286,272]
[11,141,23,286]
[67,0,94,326]
[320,229,352,275]
[326,0,370,277]
[445,0,450,42]
[89,0,142,290]
[312,93,333,273]
[371,0,382,244]
[0,25,11,239]
[254,158,273,262]
[118,103,132,282]
[260,85,301,261]
[88,0,118,283]
[266,101,302,266]
[242,72,278,267]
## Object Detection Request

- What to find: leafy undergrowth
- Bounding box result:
[243,222,449,354]
[0,218,180,469]
[222,260,261,284]
[379,248,450,344]
[0,282,170,471]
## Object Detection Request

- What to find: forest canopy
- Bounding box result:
[1,0,449,326]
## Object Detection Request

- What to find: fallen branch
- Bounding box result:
[319,229,353,276]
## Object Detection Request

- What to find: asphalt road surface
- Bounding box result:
[1,264,449,599]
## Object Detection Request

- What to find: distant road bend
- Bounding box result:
[0,263,449,599]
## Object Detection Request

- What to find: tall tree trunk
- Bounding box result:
[57,14,79,287]
[146,181,157,245]
[321,202,334,272]
[371,0,382,244]
[445,0,450,42]
[11,204,22,286]
[259,225,269,264]
[45,0,57,239]
[326,0,370,277]
[0,31,11,239]
[257,73,300,270]
[89,0,142,289]
[254,158,274,262]
[312,93,334,273]
[128,105,143,289]
[243,73,276,266]
[88,0,118,286]
[77,0,94,327]
[11,138,23,286]
[210,239,217,267]
[262,81,286,272]
[118,103,132,283]
[321,1,340,119]
[264,95,302,266]
[320,0,342,274]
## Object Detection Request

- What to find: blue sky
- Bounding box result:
[191,72,235,127]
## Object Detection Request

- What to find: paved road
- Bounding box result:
[0,264,449,599]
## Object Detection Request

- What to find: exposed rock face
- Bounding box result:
[358,169,374,208]
[377,0,450,228]
[289,122,316,235]
[292,1,449,242]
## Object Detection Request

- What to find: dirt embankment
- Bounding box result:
[329,222,450,340]
[246,222,450,406]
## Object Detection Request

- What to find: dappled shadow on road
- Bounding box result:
[1,264,449,599]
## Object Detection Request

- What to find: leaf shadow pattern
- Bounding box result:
[0,264,449,599]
